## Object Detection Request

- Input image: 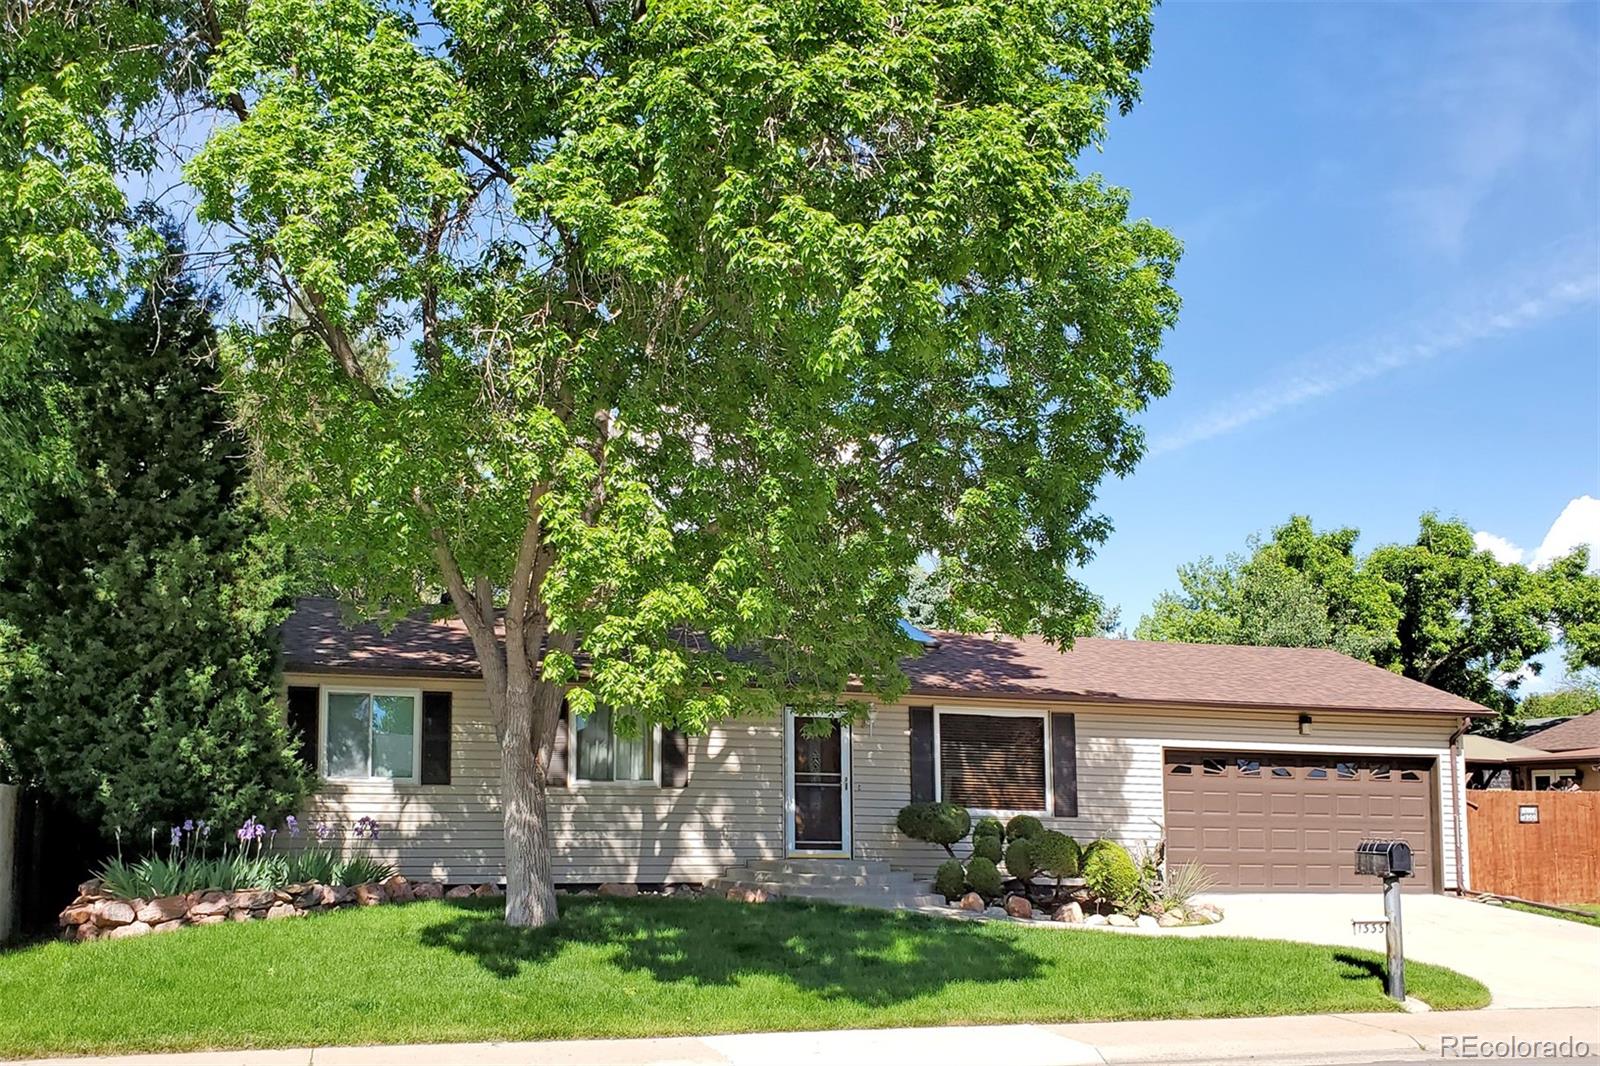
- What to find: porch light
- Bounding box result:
[1298,714,1313,735]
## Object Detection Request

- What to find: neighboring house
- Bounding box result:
[281,597,1490,894]
[1508,711,1600,791]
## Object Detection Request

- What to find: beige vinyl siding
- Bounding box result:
[852,699,1467,891]
[287,672,785,883]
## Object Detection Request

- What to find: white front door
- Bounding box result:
[784,709,852,856]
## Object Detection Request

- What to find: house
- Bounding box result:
[1510,711,1600,790]
[281,597,1491,894]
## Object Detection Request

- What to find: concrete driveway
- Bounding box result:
[1169,893,1600,1010]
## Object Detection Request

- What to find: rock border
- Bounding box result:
[59,875,495,942]
[949,890,1224,929]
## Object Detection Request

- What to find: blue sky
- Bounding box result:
[1076,1,1600,680]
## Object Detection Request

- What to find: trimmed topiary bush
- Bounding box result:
[1005,814,1044,841]
[933,858,966,901]
[971,831,1003,864]
[965,856,1003,899]
[1004,837,1036,882]
[1030,830,1081,885]
[973,816,1004,840]
[1083,839,1139,903]
[895,802,972,856]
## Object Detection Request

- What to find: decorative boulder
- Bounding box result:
[266,902,301,920]
[58,903,95,927]
[725,886,769,903]
[1052,902,1084,923]
[229,888,277,911]
[598,882,640,898]
[1004,895,1034,919]
[383,875,414,903]
[354,883,389,906]
[108,921,152,939]
[1135,914,1158,930]
[188,892,230,919]
[1084,913,1109,927]
[329,885,357,905]
[445,885,474,899]
[72,922,100,942]
[1106,913,1135,927]
[92,900,136,927]
[136,896,189,925]
[472,883,503,897]
[152,919,186,934]
[958,892,985,912]
[297,884,337,908]
[412,881,445,901]
[1157,913,1183,927]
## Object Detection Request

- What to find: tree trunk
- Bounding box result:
[500,673,562,928]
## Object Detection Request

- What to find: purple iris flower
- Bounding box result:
[182,819,194,832]
[314,821,333,841]
[170,826,182,847]
[285,815,300,837]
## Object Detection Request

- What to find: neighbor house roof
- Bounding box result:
[1516,710,1600,753]
[281,597,1490,716]
[1461,734,1600,765]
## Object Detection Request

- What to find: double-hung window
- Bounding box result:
[323,689,419,780]
[575,704,655,784]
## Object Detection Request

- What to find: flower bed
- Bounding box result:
[59,875,508,941]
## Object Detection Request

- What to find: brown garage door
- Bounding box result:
[1164,751,1435,891]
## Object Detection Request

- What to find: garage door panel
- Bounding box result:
[1165,750,1435,892]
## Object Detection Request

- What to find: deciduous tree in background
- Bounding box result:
[4,0,1181,926]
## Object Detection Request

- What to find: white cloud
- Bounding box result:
[1147,265,1600,457]
[1474,495,1600,573]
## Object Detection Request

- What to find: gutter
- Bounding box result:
[1449,716,1470,894]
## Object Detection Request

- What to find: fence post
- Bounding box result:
[0,783,17,944]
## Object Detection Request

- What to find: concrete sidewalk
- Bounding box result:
[11,1008,1598,1066]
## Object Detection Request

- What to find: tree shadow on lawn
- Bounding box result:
[418,895,1043,1007]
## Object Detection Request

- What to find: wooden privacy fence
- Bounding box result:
[1467,790,1600,904]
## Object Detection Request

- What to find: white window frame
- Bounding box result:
[569,707,662,789]
[320,686,423,782]
[1531,768,1579,791]
[933,705,1053,817]
[784,706,853,857]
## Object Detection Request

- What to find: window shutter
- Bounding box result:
[286,686,320,771]
[548,700,569,787]
[939,713,1046,810]
[1051,712,1078,818]
[909,706,935,803]
[421,691,452,785]
[661,729,689,788]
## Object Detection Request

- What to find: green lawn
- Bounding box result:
[0,896,1489,1057]
[1503,900,1600,927]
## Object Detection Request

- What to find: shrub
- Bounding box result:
[1005,814,1044,841]
[971,831,1003,864]
[896,802,972,856]
[973,816,1004,840]
[337,855,398,886]
[1162,861,1217,908]
[933,859,966,901]
[965,856,1003,899]
[1030,830,1081,884]
[1083,840,1139,903]
[1004,837,1036,881]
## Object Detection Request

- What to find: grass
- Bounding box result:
[0,896,1489,1057]
[1501,900,1600,927]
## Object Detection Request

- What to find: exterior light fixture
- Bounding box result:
[1298,713,1313,735]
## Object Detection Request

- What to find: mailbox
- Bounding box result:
[1355,839,1413,879]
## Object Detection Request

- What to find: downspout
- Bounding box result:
[1449,716,1469,895]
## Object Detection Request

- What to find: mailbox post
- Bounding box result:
[1354,840,1413,1001]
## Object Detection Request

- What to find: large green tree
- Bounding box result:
[0,270,306,838]
[5,0,1180,926]
[1138,513,1600,715]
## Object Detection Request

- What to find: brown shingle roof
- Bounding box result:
[901,631,1490,715]
[1517,710,1600,752]
[281,598,1490,716]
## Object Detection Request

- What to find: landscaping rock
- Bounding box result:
[412,881,444,901]
[957,892,985,912]
[354,883,389,906]
[228,908,255,922]
[1052,902,1084,923]
[598,882,640,898]
[329,885,357,905]
[1085,914,1109,927]
[152,919,186,935]
[725,886,769,903]
[78,879,103,897]
[273,889,294,904]
[136,896,189,925]
[1135,914,1158,930]
[266,902,301,920]
[986,905,1007,918]
[59,903,95,927]
[445,884,474,899]
[383,875,414,904]
[72,922,100,942]
[108,921,152,939]
[229,888,276,911]
[188,889,230,915]
[191,914,226,925]
[472,883,503,897]
[1157,913,1183,927]
[297,884,337,908]
[92,900,136,927]
[1004,895,1034,919]
[1106,913,1135,927]
[1165,906,1186,921]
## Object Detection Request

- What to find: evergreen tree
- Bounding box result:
[0,273,306,839]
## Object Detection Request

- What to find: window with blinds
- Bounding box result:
[938,713,1046,811]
